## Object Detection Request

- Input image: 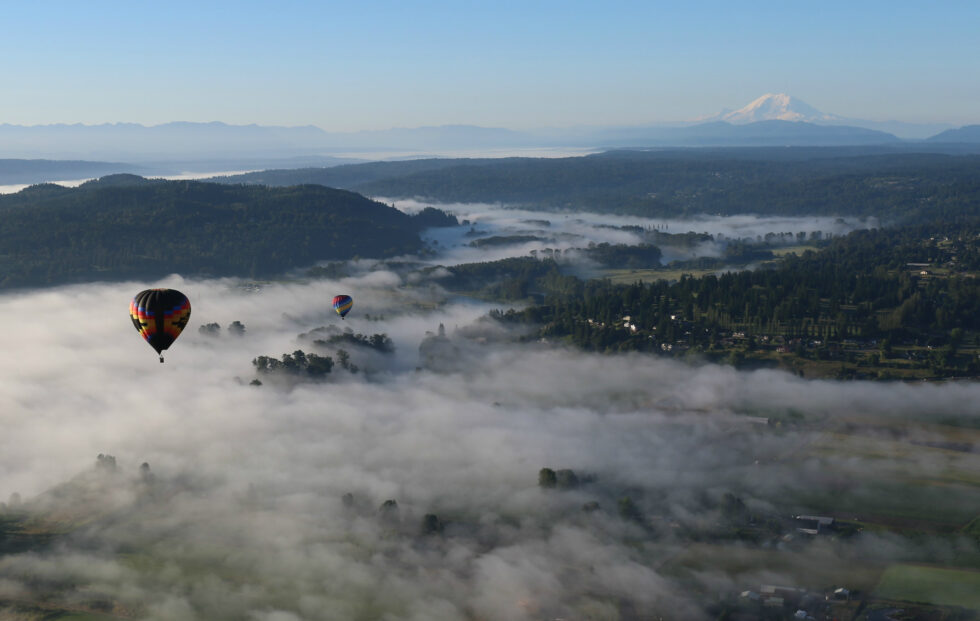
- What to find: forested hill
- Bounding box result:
[0,175,436,289]
[213,150,980,222]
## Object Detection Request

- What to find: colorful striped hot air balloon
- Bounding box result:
[130,288,191,362]
[332,294,353,319]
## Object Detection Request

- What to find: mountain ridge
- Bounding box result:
[926,124,980,143]
[0,112,973,163]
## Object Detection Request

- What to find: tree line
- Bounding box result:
[212,150,980,221]
[353,152,980,221]
[467,217,980,375]
[0,175,456,289]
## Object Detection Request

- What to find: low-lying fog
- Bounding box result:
[0,203,973,621]
[391,199,874,266]
[0,178,93,194]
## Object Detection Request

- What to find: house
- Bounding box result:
[760,585,805,607]
[793,515,834,534]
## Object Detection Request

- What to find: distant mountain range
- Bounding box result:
[692,93,955,139]
[926,124,980,143]
[589,119,900,148]
[0,95,976,168]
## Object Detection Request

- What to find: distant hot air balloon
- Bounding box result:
[332,294,353,319]
[130,288,191,362]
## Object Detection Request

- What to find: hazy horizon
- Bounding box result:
[0,105,973,134]
[2,2,978,130]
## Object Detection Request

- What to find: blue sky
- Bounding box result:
[3,0,978,130]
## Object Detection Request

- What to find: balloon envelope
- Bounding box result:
[130,289,192,356]
[332,294,353,319]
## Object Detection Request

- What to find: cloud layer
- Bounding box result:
[0,210,976,620]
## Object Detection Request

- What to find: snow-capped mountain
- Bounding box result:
[699,93,844,124]
[693,93,953,138]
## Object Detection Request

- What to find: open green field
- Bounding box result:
[786,431,980,529]
[601,266,719,284]
[0,604,123,620]
[874,564,980,609]
[602,246,821,286]
[787,481,980,530]
[771,245,821,257]
[662,542,885,592]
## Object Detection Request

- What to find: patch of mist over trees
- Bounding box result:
[199,320,246,337]
[251,327,395,383]
[431,257,565,301]
[298,325,395,353]
[468,234,547,248]
[3,432,975,620]
[578,242,663,268]
[252,349,334,379]
[304,261,352,280]
[434,232,801,303]
[0,176,456,289]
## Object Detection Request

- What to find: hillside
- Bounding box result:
[927,124,980,143]
[0,175,435,289]
[215,150,980,221]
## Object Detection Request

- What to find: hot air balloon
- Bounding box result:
[130,288,191,362]
[332,294,353,319]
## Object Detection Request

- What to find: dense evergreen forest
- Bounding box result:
[0,175,450,289]
[442,217,980,379]
[215,149,980,222]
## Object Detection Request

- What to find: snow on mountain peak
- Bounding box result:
[711,93,843,124]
